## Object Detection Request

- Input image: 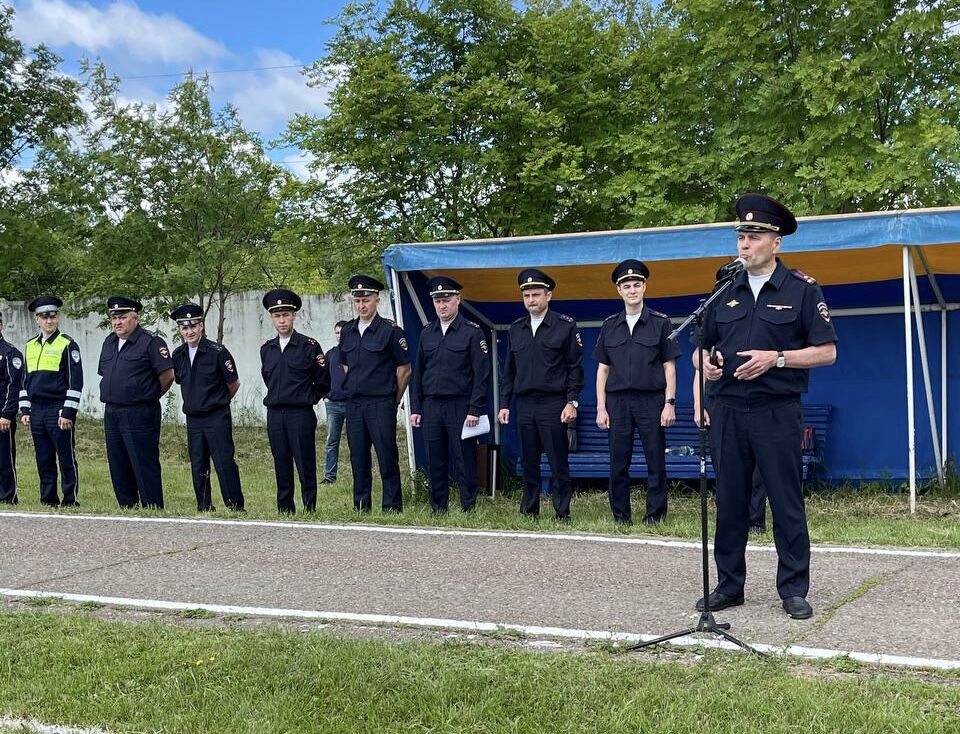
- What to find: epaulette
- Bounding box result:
[383,318,396,325]
[206,340,224,352]
[512,316,527,326]
[649,309,668,319]
[557,313,575,323]
[145,329,158,338]
[791,269,817,285]
[61,332,76,343]
[463,319,480,329]
[172,342,186,355]
[603,313,618,322]
[305,337,318,345]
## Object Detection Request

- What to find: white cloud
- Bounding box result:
[224,49,330,135]
[282,151,315,180]
[12,0,226,63]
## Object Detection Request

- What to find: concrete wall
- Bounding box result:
[0,291,396,423]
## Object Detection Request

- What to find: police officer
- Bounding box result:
[170,304,245,512]
[260,289,330,514]
[0,312,24,504]
[409,276,490,513]
[498,268,583,520]
[98,296,174,509]
[20,296,83,506]
[594,261,680,525]
[340,275,411,513]
[695,193,837,620]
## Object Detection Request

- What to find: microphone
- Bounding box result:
[715,257,747,280]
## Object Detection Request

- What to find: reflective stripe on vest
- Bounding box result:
[25,334,70,374]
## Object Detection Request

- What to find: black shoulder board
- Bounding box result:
[61,333,76,343]
[146,329,158,338]
[383,317,396,326]
[603,313,618,322]
[557,313,575,323]
[305,337,318,345]
[172,342,186,355]
[649,309,668,319]
[207,341,224,352]
[511,316,526,326]
[463,319,480,329]
[791,269,817,285]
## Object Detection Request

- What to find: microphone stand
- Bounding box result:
[628,271,765,657]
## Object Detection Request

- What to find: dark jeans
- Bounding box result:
[324,400,347,481]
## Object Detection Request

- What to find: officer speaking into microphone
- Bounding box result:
[260,289,330,514]
[340,275,411,513]
[594,261,680,525]
[170,304,245,512]
[498,268,583,521]
[20,296,83,507]
[695,193,838,620]
[409,276,490,513]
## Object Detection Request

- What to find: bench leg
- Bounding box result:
[541,476,551,497]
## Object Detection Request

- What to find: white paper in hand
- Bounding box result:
[461,414,491,439]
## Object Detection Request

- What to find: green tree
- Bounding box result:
[0,5,84,299]
[69,68,291,339]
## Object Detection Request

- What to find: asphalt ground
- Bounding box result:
[2,512,958,667]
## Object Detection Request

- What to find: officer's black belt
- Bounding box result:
[715,394,800,411]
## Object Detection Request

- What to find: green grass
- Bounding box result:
[3,420,959,549]
[1,611,958,733]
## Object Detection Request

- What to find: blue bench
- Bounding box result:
[515,403,831,491]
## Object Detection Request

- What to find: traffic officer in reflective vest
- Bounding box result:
[20,296,83,506]
[594,261,680,525]
[170,304,245,512]
[98,296,174,509]
[340,275,411,513]
[260,289,330,514]
[0,311,24,504]
[696,193,838,620]
[498,268,584,520]
[409,276,490,513]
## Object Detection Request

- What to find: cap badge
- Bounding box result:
[745,212,754,221]
[627,269,633,274]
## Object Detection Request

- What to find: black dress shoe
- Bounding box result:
[782,596,813,619]
[695,590,745,612]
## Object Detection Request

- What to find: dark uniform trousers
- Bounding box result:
[0,422,16,503]
[346,396,402,512]
[711,398,809,600]
[516,393,571,519]
[30,400,79,506]
[608,390,667,524]
[422,397,478,512]
[187,406,244,512]
[105,402,164,508]
[266,406,317,513]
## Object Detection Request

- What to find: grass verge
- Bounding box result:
[1,610,959,733]
[2,421,958,549]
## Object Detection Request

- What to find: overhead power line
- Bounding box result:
[117,64,308,81]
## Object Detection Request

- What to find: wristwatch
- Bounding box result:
[568,400,579,409]
[776,350,786,368]
[665,398,676,405]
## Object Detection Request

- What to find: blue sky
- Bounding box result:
[10,0,359,173]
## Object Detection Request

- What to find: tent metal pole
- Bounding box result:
[916,246,948,468]
[400,273,429,326]
[389,268,417,479]
[908,258,944,487]
[902,247,916,514]
[490,330,501,498]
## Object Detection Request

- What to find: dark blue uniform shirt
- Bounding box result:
[98,326,173,406]
[593,307,681,392]
[339,314,410,399]
[698,260,838,400]
[325,345,348,401]
[410,313,490,415]
[260,331,330,408]
[172,337,239,416]
[500,309,584,404]
[0,337,24,420]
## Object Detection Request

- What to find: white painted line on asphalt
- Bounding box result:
[1,510,959,559]
[0,715,110,733]
[3,587,959,671]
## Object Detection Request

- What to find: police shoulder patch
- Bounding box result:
[158,346,170,359]
[791,269,817,285]
[71,349,81,363]
[479,339,489,354]
[11,357,21,369]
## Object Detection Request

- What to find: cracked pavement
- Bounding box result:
[2,512,959,663]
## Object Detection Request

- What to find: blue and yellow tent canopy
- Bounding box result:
[383,206,960,323]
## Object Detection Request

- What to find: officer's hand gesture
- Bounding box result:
[734,350,777,380]
[660,402,676,428]
[410,414,421,428]
[702,349,723,381]
[596,407,609,430]
[497,408,510,425]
